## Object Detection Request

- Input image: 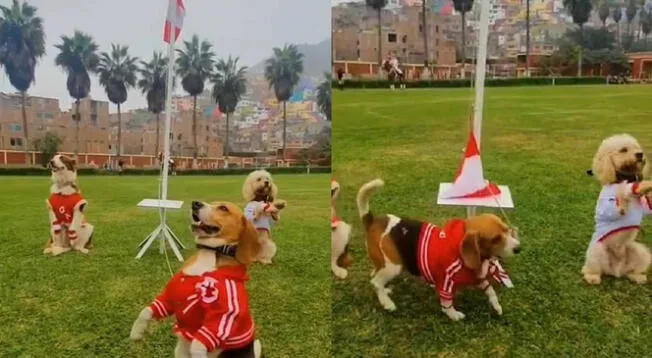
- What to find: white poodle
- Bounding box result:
[242,170,286,264]
[331,179,352,279]
[583,134,652,284]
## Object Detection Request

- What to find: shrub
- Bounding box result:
[0,166,331,176]
[333,76,607,89]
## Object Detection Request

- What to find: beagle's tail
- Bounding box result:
[356,179,384,230]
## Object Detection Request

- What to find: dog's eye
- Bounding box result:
[620,147,628,153]
[218,205,229,212]
[256,178,262,181]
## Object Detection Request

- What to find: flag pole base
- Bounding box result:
[136,221,185,262]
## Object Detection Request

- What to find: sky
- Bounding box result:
[0,0,330,111]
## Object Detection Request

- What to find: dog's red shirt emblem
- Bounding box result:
[48,193,84,226]
[417,219,512,300]
[148,265,255,352]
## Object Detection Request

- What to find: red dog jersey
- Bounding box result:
[149,265,255,352]
[417,219,512,301]
[48,193,84,226]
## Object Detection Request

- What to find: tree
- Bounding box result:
[526,0,531,76]
[563,0,593,77]
[599,1,610,27]
[138,51,168,157]
[33,132,62,167]
[176,34,215,162]
[626,0,637,35]
[365,0,388,76]
[54,31,99,157]
[317,72,331,122]
[642,8,652,43]
[264,44,304,160]
[210,56,247,158]
[613,6,623,42]
[96,44,139,158]
[0,0,45,164]
[453,0,474,66]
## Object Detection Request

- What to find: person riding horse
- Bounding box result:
[382,53,405,89]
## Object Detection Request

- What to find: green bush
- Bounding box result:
[0,166,331,176]
[333,76,607,89]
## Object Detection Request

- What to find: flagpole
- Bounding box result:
[161,19,175,203]
[472,0,490,150]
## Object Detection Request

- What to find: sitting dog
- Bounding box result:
[242,170,286,264]
[331,179,352,279]
[582,134,652,285]
[356,179,519,321]
[130,201,263,358]
[44,154,94,256]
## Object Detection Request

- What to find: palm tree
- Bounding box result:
[54,31,99,156]
[0,0,45,164]
[599,1,610,27]
[365,0,388,77]
[613,6,623,43]
[264,44,304,160]
[176,34,215,162]
[317,72,331,122]
[641,8,652,43]
[210,56,247,158]
[453,0,474,66]
[563,0,593,77]
[422,0,429,68]
[138,51,168,157]
[626,0,637,36]
[96,44,139,159]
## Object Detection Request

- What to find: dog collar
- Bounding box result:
[196,243,237,257]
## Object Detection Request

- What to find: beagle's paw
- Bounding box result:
[442,307,466,321]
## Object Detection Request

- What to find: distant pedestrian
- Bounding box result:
[117,159,124,175]
[337,68,345,90]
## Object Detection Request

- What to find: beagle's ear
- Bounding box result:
[460,230,482,271]
[235,216,261,265]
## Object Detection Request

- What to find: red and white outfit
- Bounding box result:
[148,265,255,352]
[48,193,87,241]
[589,183,652,250]
[244,201,276,233]
[417,219,512,301]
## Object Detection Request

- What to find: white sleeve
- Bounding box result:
[244,202,257,221]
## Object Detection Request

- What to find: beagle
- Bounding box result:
[356,179,520,321]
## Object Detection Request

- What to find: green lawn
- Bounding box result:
[332,85,652,357]
[0,174,330,357]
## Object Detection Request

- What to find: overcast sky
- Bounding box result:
[0,0,330,111]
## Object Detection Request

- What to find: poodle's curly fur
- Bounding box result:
[583,134,652,285]
[591,134,650,186]
[242,170,278,203]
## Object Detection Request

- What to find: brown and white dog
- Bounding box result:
[582,134,652,284]
[130,201,263,358]
[331,179,352,279]
[242,170,286,264]
[44,154,94,256]
[356,179,520,321]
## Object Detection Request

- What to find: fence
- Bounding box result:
[0,150,305,169]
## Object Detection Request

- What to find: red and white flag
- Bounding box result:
[442,131,501,199]
[163,0,185,43]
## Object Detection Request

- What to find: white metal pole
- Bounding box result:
[472,0,490,150]
[161,16,176,202]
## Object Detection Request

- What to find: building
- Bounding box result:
[0,93,110,153]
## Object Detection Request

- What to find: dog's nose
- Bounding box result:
[264,180,269,186]
[514,246,521,254]
[191,201,203,212]
[635,152,644,161]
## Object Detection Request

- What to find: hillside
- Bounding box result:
[248,39,330,77]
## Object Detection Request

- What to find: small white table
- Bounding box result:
[437,183,514,216]
[136,199,185,261]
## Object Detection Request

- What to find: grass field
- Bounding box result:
[332,85,652,357]
[0,174,329,357]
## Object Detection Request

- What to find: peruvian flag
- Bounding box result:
[163,0,185,43]
[441,131,501,199]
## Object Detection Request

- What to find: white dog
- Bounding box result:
[242,170,286,264]
[44,154,94,256]
[331,179,352,279]
[583,134,652,284]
